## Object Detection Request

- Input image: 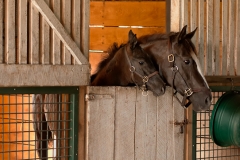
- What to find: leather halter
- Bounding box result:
[124,46,159,96]
[167,38,210,108]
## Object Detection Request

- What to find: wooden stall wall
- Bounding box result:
[89,0,166,74]
[177,0,240,79]
[0,0,90,86]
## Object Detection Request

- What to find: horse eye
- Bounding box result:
[184,60,190,65]
[139,61,144,65]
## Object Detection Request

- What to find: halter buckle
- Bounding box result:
[171,65,178,72]
[184,88,193,97]
[168,54,175,62]
[129,66,135,72]
[143,76,149,83]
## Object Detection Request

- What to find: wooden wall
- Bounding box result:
[179,0,240,77]
[89,1,166,74]
[0,0,90,86]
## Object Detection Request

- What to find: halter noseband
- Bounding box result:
[167,39,210,108]
[125,47,158,96]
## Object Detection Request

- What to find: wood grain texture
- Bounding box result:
[32,0,88,65]
[90,27,165,51]
[135,91,158,160]
[0,64,90,86]
[222,0,228,75]
[30,1,40,64]
[0,0,3,63]
[5,0,16,64]
[236,1,240,75]
[86,87,184,160]
[114,87,136,160]
[213,0,220,75]
[90,1,166,27]
[86,86,115,160]
[52,0,61,65]
[198,0,206,75]
[17,0,28,64]
[206,0,213,75]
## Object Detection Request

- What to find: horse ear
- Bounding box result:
[185,27,197,40]
[128,30,138,49]
[178,25,188,42]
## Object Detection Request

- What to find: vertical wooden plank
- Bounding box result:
[78,87,86,159]
[156,87,174,160]
[173,93,185,160]
[0,0,3,63]
[71,0,81,64]
[5,0,16,64]
[17,0,28,64]
[29,1,39,64]
[114,87,136,160]
[86,86,115,160]
[43,19,51,64]
[61,0,71,65]
[198,0,205,74]
[236,0,240,75]
[170,0,180,32]
[228,0,235,75]
[52,0,61,65]
[222,0,228,75]
[81,0,90,60]
[180,0,188,29]
[206,0,213,75]
[213,0,220,75]
[135,91,157,160]
[190,0,197,44]
[42,0,50,64]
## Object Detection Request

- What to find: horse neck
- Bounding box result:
[91,47,131,86]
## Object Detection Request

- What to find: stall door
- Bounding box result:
[86,86,185,160]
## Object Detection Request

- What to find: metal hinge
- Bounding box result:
[174,119,188,134]
[85,94,113,101]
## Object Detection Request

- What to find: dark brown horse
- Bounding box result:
[91,30,166,96]
[139,25,212,111]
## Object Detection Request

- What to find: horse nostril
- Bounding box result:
[205,96,211,105]
[161,86,165,94]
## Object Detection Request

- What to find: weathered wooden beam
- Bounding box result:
[206,76,240,86]
[0,64,90,86]
[32,0,89,65]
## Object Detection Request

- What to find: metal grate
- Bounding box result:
[0,87,79,160]
[193,90,240,160]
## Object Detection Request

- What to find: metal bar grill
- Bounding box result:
[193,90,240,160]
[0,87,79,160]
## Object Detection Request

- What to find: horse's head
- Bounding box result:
[125,30,166,96]
[139,26,212,111]
[163,26,212,111]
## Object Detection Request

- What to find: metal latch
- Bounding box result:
[174,119,188,134]
[85,94,113,101]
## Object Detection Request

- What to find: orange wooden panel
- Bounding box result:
[89,27,165,51]
[90,1,166,26]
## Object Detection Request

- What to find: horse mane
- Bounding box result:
[138,31,197,55]
[138,32,177,43]
[91,42,125,82]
